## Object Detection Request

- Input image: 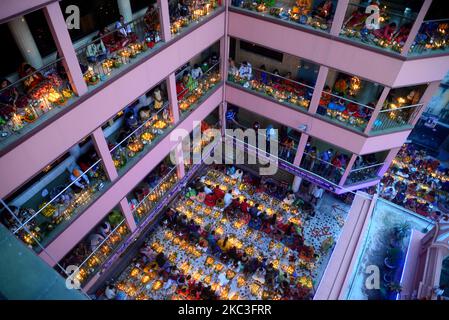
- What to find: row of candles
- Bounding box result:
[170,3,215,35]
[178,71,221,112]
[5,87,73,133]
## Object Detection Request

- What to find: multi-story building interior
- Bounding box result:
[0,0,448,300]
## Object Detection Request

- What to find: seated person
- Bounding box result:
[86,36,107,63]
[373,22,397,42]
[18,63,44,92]
[238,61,252,80]
[115,15,137,43]
[68,163,90,189]
[314,0,334,21]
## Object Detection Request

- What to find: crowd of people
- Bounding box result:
[379,144,449,218]
[101,165,332,300]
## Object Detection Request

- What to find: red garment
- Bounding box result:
[213,187,225,199]
[204,194,217,207]
[176,82,187,100]
[240,201,249,213]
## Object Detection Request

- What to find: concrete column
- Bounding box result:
[7,16,43,69]
[119,197,137,231]
[43,2,88,96]
[338,154,357,187]
[364,87,391,134]
[117,0,133,23]
[292,176,302,193]
[91,128,118,181]
[401,0,433,56]
[220,36,229,95]
[158,0,172,41]
[166,73,180,123]
[69,145,81,159]
[308,66,329,114]
[292,133,309,166]
[219,101,227,136]
[329,0,350,36]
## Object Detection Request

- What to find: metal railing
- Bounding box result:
[300,152,346,184]
[75,15,162,86]
[177,62,221,115]
[228,64,314,110]
[345,162,384,186]
[371,103,423,132]
[409,18,449,56]
[232,0,335,33]
[132,166,179,223]
[0,58,74,150]
[8,159,108,251]
[317,90,375,131]
[72,218,130,287]
[170,1,221,36]
[109,102,173,173]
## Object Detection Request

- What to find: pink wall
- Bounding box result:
[314,192,375,299]
[399,229,425,300]
[0,12,225,199]
[228,11,448,88]
[225,85,409,155]
[0,0,56,23]
[39,88,223,265]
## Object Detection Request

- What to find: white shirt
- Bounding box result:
[191,67,203,80]
[115,21,132,37]
[224,193,233,207]
[238,63,252,80]
[312,186,324,199]
[204,185,213,195]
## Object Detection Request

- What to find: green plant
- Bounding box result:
[108,210,123,227]
[386,247,402,266]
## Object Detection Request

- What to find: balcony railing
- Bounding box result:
[345,162,384,186]
[108,103,174,176]
[228,64,313,111]
[0,58,75,152]
[409,19,449,56]
[231,0,336,34]
[371,103,423,133]
[61,217,130,287]
[4,159,109,252]
[177,62,221,117]
[132,166,179,224]
[170,1,222,37]
[75,16,163,89]
[317,91,375,132]
[300,152,345,184]
[339,2,416,54]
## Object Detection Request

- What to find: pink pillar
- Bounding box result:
[43,2,88,96]
[119,197,137,231]
[329,0,349,36]
[410,81,441,126]
[158,0,172,42]
[219,101,227,136]
[293,133,309,166]
[363,87,391,134]
[401,0,432,56]
[308,66,329,114]
[167,73,180,123]
[377,146,401,177]
[220,36,229,90]
[91,128,118,181]
[338,154,357,187]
